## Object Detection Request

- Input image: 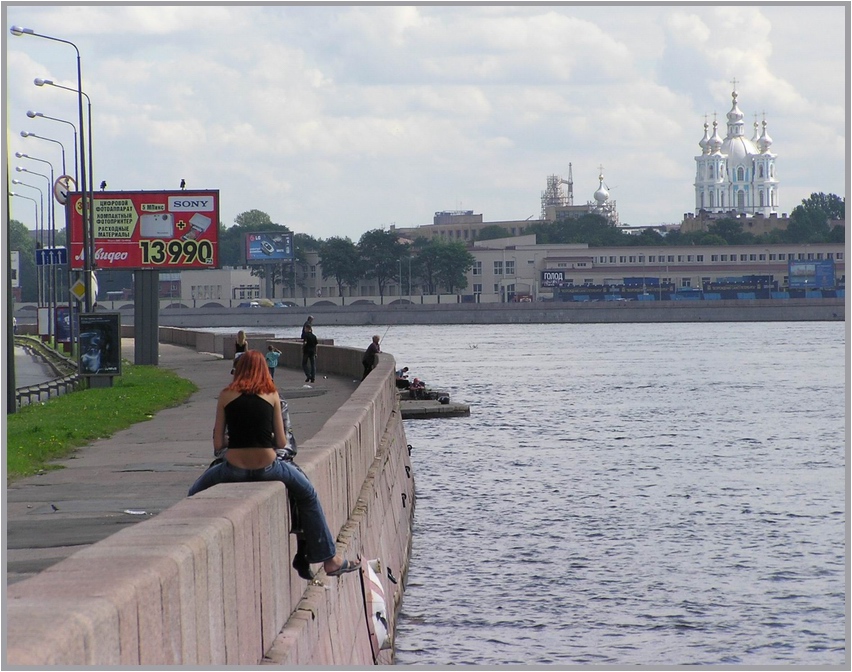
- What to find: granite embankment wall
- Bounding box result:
[6,331,414,666]
[154,297,845,330]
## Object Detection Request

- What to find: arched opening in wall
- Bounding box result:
[758,165,764,178]
[737,166,745,181]
[737,190,745,209]
[350,299,377,306]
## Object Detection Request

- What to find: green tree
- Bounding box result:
[10,219,38,302]
[319,236,361,297]
[786,192,845,243]
[475,224,512,241]
[358,229,405,303]
[433,240,475,293]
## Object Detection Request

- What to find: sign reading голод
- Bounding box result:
[65,189,219,270]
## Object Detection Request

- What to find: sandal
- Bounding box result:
[326,558,360,577]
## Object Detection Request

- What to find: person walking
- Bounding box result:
[187,350,358,579]
[265,345,282,380]
[361,334,381,381]
[300,315,314,340]
[302,324,318,383]
[231,330,248,374]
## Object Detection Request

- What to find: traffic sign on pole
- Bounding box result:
[36,247,68,266]
[54,175,76,205]
[70,279,87,302]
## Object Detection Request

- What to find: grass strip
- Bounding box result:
[6,363,197,482]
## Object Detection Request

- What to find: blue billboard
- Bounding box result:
[245,231,294,263]
[788,259,836,289]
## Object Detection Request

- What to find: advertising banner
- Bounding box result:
[540,270,566,288]
[78,312,121,376]
[55,305,72,343]
[66,190,219,271]
[788,259,836,289]
[245,231,294,263]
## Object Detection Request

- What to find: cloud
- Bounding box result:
[5,4,845,238]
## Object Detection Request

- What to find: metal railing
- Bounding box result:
[14,336,83,409]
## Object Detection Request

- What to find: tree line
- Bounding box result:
[218,209,476,300]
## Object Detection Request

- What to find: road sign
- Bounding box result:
[54,175,76,205]
[70,279,87,302]
[36,247,69,266]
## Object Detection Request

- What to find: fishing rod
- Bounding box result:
[379,323,392,344]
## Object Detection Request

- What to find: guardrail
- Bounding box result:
[14,336,83,409]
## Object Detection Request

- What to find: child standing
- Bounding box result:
[266,344,282,379]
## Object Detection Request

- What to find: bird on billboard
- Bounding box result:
[180,179,186,190]
[100,180,107,191]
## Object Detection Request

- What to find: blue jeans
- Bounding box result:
[188,459,336,563]
[302,353,316,381]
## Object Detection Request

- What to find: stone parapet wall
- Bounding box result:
[6,331,413,666]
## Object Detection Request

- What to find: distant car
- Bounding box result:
[273,302,289,308]
[236,301,260,308]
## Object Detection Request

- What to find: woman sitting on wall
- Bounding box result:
[188,350,358,579]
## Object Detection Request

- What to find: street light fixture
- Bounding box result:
[13,26,93,312]
[10,182,46,306]
[27,111,78,182]
[15,155,54,246]
[20,131,67,187]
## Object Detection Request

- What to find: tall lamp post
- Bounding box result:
[35,77,95,310]
[11,180,45,303]
[12,26,93,313]
[20,131,66,187]
[15,166,51,289]
[9,193,39,232]
[15,156,57,340]
[27,110,78,183]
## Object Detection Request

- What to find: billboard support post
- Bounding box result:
[135,270,159,366]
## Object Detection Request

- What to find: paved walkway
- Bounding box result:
[6,339,361,585]
[13,345,59,388]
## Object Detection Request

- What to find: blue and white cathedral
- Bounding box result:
[694,84,778,216]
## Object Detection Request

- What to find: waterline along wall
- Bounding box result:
[6,331,414,666]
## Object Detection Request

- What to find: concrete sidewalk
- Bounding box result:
[6,339,361,585]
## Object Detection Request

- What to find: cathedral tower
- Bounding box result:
[694,83,778,216]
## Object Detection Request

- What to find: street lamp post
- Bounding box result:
[11,180,45,303]
[35,77,95,308]
[27,110,78,183]
[15,156,57,340]
[20,131,66,186]
[12,26,92,312]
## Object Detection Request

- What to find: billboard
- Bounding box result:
[788,259,836,289]
[66,190,219,271]
[78,312,121,376]
[245,231,294,263]
[540,270,567,288]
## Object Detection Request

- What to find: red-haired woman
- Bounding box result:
[188,350,357,578]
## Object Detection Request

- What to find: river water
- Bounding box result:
[212,322,847,666]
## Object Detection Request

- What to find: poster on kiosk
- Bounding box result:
[65,190,220,271]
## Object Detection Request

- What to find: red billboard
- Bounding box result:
[66,190,219,270]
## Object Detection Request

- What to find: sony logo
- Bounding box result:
[169,196,214,212]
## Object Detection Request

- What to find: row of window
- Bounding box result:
[698,164,775,181]
[592,251,842,265]
[698,188,777,209]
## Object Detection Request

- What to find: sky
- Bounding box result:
[4,2,848,241]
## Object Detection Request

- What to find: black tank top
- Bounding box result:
[225,394,275,448]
